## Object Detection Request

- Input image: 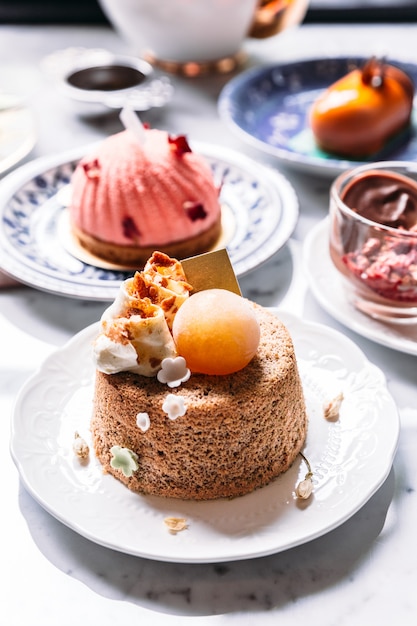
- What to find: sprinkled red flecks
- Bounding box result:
[343,234,417,302]
[168,134,192,156]
[122,216,141,240]
[82,158,100,179]
[183,201,207,221]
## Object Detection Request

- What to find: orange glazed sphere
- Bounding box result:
[172,289,260,375]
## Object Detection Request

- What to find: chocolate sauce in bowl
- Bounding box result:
[341,169,417,230]
[333,168,417,306]
[67,65,147,92]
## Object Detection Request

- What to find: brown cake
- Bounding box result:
[90,252,307,501]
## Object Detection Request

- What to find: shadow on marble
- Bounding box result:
[0,287,107,345]
[239,244,294,308]
[18,467,395,617]
[0,241,296,348]
[75,107,123,131]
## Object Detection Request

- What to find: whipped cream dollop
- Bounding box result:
[93,252,192,377]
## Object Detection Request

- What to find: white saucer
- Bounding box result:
[303,219,417,356]
[10,311,399,563]
[42,48,173,112]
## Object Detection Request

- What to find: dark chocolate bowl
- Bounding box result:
[329,161,417,323]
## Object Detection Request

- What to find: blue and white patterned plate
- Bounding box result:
[218,57,417,178]
[0,142,298,300]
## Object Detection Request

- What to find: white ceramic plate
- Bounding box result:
[218,57,417,177]
[10,311,399,563]
[0,94,36,175]
[0,143,298,300]
[303,219,417,356]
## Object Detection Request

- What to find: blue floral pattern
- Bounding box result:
[219,56,417,176]
[0,144,298,300]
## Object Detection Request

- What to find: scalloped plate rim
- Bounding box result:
[10,310,399,563]
[303,218,417,356]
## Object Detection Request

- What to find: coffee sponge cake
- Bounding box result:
[91,302,307,500]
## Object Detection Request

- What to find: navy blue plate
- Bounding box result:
[218,56,417,177]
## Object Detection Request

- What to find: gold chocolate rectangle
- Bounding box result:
[182,249,241,295]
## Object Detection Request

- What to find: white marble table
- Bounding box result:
[1,22,416,626]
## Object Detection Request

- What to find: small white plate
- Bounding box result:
[42,48,173,112]
[0,94,36,175]
[303,219,417,356]
[10,311,399,563]
[0,142,298,300]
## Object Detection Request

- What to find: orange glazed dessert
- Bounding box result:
[70,129,222,266]
[310,57,414,159]
[90,251,307,501]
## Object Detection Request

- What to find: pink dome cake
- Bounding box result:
[70,129,222,266]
